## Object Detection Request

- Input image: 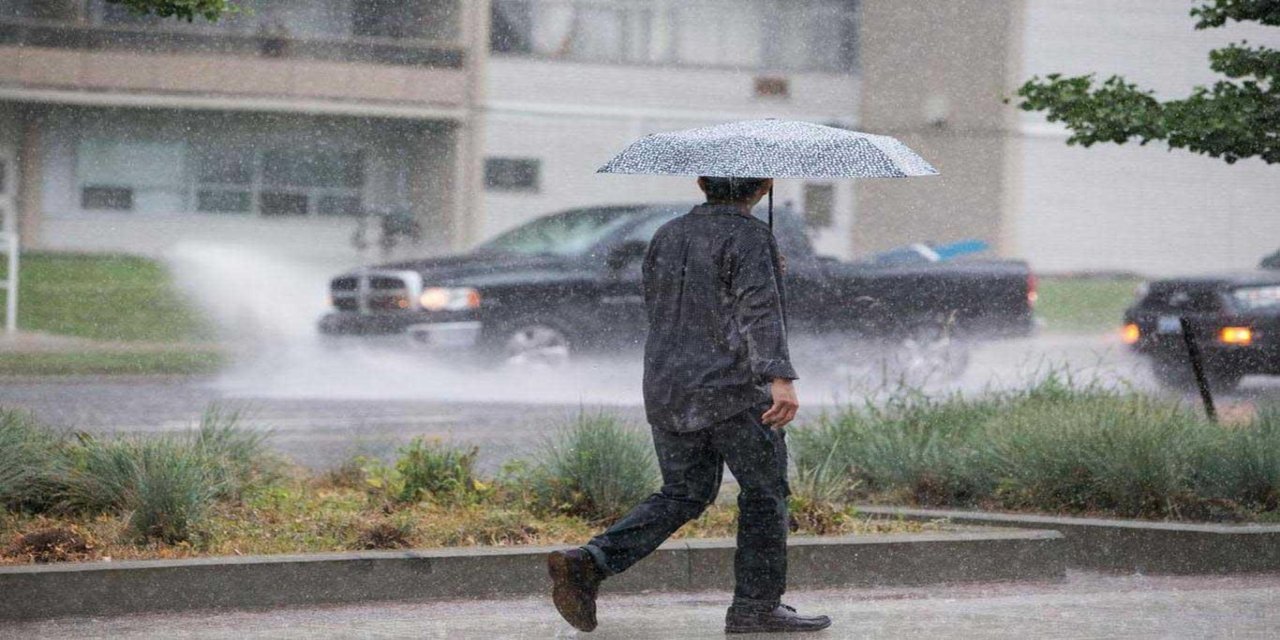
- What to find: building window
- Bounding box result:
[260,149,366,216]
[803,183,836,229]
[485,158,541,192]
[81,186,134,211]
[75,139,368,217]
[76,140,187,214]
[490,0,860,72]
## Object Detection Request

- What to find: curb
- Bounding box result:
[858,505,1280,575]
[0,529,1063,621]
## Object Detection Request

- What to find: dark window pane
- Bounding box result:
[490,0,532,53]
[484,158,540,192]
[197,190,252,213]
[262,150,364,188]
[196,148,253,185]
[317,195,363,217]
[354,0,427,39]
[81,186,134,211]
[260,192,309,216]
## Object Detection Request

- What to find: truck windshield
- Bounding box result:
[476,209,639,257]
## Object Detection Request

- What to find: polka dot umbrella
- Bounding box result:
[597,119,938,227]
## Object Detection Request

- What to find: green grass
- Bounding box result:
[1036,276,1142,334]
[793,375,1280,520]
[0,252,212,343]
[0,350,225,376]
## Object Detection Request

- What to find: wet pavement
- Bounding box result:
[7,571,1280,639]
[0,333,1275,471]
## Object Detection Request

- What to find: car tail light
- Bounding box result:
[1122,323,1140,345]
[1220,327,1253,346]
[1027,273,1039,306]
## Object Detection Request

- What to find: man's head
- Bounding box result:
[698,176,773,207]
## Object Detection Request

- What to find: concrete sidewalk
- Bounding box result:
[9,571,1280,639]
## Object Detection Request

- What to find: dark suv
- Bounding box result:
[1123,250,1280,391]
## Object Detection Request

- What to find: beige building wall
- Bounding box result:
[854,0,1022,256]
[1013,0,1280,275]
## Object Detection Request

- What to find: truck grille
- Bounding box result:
[330,271,419,313]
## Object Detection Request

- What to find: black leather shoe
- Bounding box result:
[725,603,832,634]
[548,548,604,632]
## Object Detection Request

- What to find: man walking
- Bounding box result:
[547,176,832,634]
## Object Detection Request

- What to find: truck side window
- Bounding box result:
[621,214,676,244]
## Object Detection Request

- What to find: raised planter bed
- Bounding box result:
[0,528,1062,621]
[858,506,1280,575]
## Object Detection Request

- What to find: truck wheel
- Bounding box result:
[498,323,572,369]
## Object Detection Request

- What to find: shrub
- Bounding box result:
[192,406,274,499]
[791,374,1280,520]
[62,434,220,543]
[986,387,1218,516]
[525,412,658,523]
[362,438,486,505]
[795,389,1001,506]
[0,410,63,510]
[57,406,274,543]
[1212,409,1280,511]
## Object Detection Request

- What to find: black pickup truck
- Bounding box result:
[319,204,1036,378]
[1123,250,1280,391]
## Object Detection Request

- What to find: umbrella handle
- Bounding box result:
[768,186,774,230]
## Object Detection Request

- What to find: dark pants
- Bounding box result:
[583,404,790,608]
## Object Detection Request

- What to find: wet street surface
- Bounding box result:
[1,333,1277,471]
[9,571,1280,639]
[0,376,643,471]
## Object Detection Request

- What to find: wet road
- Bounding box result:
[9,571,1280,639]
[1,333,1275,470]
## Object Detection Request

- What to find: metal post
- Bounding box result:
[1179,317,1217,423]
[0,228,14,335]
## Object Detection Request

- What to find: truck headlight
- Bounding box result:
[1231,285,1280,311]
[419,287,481,311]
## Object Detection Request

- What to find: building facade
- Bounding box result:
[0,0,488,264]
[481,0,863,258]
[3,0,1274,275]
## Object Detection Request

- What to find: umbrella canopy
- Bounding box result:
[596,119,938,179]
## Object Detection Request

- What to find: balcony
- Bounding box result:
[0,0,466,69]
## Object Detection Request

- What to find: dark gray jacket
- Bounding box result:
[642,204,797,432]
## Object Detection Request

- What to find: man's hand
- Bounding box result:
[762,378,799,429]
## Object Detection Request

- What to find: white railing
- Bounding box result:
[0,228,15,335]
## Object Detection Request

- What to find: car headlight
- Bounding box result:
[419,287,481,311]
[1231,285,1280,312]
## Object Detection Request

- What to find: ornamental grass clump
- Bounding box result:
[0,410,63,511]
[788,432,861,534]
[795,387,1002,506]
[58,408,274,543]
[526,411,659,523]
[985,384,1220,517]
[62,434,221,544]
[193,406,275,500]
[1211,409,1280,511]
[792,373,1280,520]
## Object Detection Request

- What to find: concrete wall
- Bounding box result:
[1012,0,1280,275]
[853,0,1021,257]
